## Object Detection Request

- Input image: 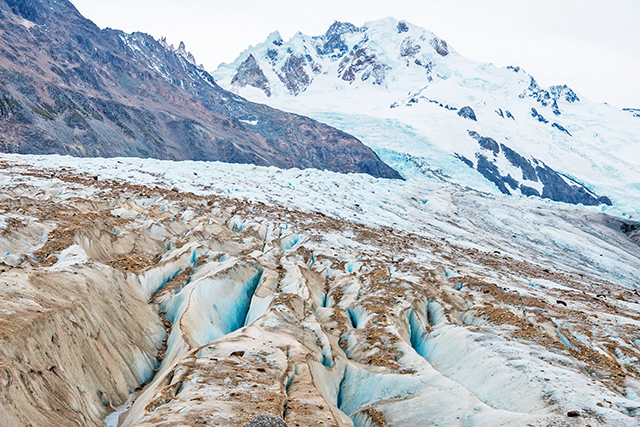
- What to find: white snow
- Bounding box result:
[213,18,640,221]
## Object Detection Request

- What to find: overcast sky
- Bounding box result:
[69,0,640,108]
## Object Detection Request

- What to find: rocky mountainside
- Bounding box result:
[214,19,640,212]
[0,0,400,179]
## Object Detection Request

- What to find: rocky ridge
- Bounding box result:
[0,0,400,179]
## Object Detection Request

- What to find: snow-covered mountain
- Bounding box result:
[214,18,640,217]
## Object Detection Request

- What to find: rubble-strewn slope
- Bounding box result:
[0,156,638,426]
[0,0,400,179]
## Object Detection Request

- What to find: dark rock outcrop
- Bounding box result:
[458,106,477,121]
[531,107,548,123]
[277,54,315,96]
[495,109,515,120]
[243,414,288,427]
[400,37,421,57]
[313,21,359,58]
[454,153,473,168]
[549,85,579,103]
[475,154,518,195]
[468,131,499,155]
[522,78,579,113]
[338,47,389,85]
[551,122,572,136]
[266,48,278,64]
[500,143,537,181]
[413,58,434,72]
[536,166,611,206]
[429,37,449,56]
[231,54,272,97]
[0,0,401,179]
[478,136,499,154]
[520,185,540,197]
[462,131,611,206]
[623,108,640,118]
[620,222,640,244]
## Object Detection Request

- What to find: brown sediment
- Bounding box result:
[362,406,388,426]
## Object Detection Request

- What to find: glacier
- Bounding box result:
[0,152,638,426]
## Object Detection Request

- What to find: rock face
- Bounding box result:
[457,106,477,121]
[397,20,409,33]
[314,21,359,58]
[243,414,288,427]
[338,47,389,85]
[464,130,612,205]
[0,0,401,179]
[531,107,549,123]
[400,37,421,57]
[522,78,579,115]
[429,36,449,56]
[231,54,272,97]
[277,54,316,96]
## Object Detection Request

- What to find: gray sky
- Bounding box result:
[70,0,640,108]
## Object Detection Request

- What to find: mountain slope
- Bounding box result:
[214,18,640,212]
[0,0,400,179]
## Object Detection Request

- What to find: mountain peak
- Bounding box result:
[231,53,271,96]
[266,30,283,46]
[313,21,360,58]
[175,40,197,65]
[324,20,360,37]
[216,18,456,98]
[3,0,93,28]
[213,18,636,209]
